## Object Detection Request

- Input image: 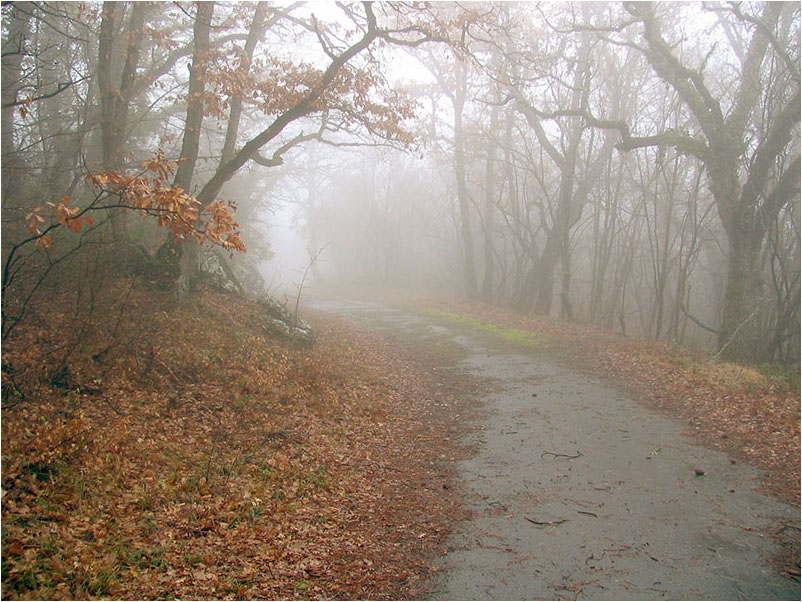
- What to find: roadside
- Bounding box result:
[3,283,797,599]
[425,296,801,585]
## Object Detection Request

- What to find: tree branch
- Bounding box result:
[718,1,800,83]
[624,2,725,138]
[759,154,801,229]
[724,1,782,134]
[509,99,711,161]
[251,130,326,167]
[195,1,383,205]
[741,90,801,209]
[1,74,89,108]
[511,88,566,169]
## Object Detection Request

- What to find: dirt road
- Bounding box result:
[309,299,799,600]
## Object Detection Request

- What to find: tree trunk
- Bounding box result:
[558,228,574,322]
[609,1,798,363]
[718,230,764,362]
[174,1,215,299]
[174,1,214,193]
[220,3,268,165]
[532,223,563,315]
[453,60,479,299]
[1,2,33,208]
[513,32,591,315]
[481,101,499,302]
[98,2,148,246]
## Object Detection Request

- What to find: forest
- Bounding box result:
[2,1,799,364]
[1,1,800,599]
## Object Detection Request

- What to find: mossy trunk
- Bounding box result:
[718,235,765,362]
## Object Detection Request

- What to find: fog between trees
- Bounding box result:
[2,2,799,365]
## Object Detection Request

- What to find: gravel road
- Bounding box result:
[309,298,800,601]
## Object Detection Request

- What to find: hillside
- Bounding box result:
[1,282,469,600]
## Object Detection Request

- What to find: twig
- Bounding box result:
[712,298,770,360]
[525,517,569,526]
[155,357,181,382]
[45,427,94,456]
[369,460,403,473]
[222,448,243,496]
[337,460,404,473]
[293,242,331,324]
[100,396,125,416]
[541,450,583,459]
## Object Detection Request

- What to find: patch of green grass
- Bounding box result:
[426,309,549,348]
[85,565,119,596]
[293,579,311,594]
[758,362,800,391]
[246,502,265,525]
[300,464,330,492]
[234,392,251,410]
[117,543,168,573]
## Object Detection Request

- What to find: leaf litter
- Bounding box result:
[1,282,474,600]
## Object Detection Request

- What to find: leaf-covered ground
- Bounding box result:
[1,283,473,600]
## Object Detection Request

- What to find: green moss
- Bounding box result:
[426,309,548,348]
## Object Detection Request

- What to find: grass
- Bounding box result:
[426,308,550,348]
[759,362,801,391]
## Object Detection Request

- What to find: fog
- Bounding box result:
[259,204,308,297]
[2,1,799,365]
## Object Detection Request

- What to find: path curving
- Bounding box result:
[310,298,799,601]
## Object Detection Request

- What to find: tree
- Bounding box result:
[554,2,799,361]
[168,1,442,293]
[172,1,215,298]
[511,27,615,316]
[633,2,799,361]
[1,1,33,203]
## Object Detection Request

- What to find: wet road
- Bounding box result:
[309,299,800,601]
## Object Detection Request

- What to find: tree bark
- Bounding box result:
[481,98,499,301]
[220,3,269,165]
[604,2,800,362]
[1,1,33,207]
[513,32,592,315]
[174,1,215,299]
[194,4,384,207]
[452,59,479,299]
[98,2,148,245]
[174,1,214,193]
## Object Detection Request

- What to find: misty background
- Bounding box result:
[2,1,799,366]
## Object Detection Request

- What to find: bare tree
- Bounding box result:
[566,2,800,361]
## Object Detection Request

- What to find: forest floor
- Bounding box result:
[2,281,799,599]
[1,282,471,600]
